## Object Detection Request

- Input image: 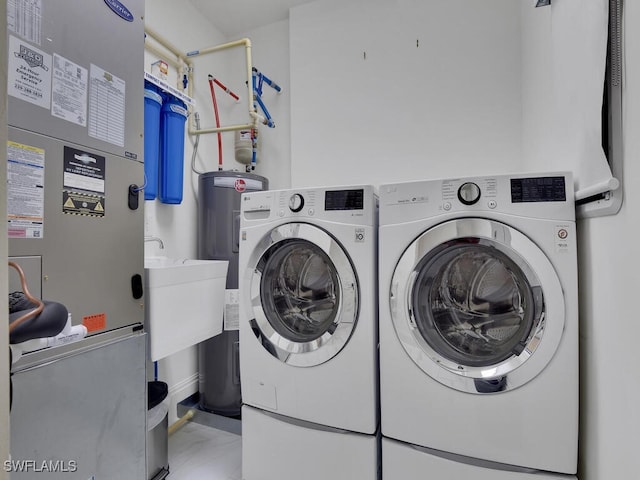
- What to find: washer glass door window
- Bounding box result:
[391,218,565,393]
[249,223,359,367]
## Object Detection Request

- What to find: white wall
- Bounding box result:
[1,0,10,475]
[144,5,639,479]
[578,3,640,478]
[289,0,523,188]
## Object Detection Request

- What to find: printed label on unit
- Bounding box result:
[8,35,51,109]
[63,147,106,194]
[88,64,125,147]
[7,141,45,238]
[7,0,42,45]
[82,313,106,333]
[224,289,240,331]
[52,54,88,126]
[555,225,571,253]
[62,191,105,217]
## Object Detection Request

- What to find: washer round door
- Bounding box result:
[247,223,359,367]
[390,218,565,393]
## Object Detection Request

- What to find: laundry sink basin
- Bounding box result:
[144,256,228,361]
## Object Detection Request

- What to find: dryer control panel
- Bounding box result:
[380,172,574,225]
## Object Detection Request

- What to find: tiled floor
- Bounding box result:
[168,421,242,480]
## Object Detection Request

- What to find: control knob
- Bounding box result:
[457,182,481,205]
[289,193,304,212]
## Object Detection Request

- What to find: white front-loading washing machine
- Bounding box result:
[239,186,379,480]
[378,173,578,477]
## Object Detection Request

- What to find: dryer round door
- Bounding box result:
[247,223,359,367]
[390,218,565,393]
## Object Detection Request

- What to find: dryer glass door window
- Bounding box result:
[390,218,566,393]
[412,243,539,368]
[248,223,359,367]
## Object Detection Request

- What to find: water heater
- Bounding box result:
[198,171,268,416]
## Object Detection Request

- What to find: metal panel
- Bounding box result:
[8,256,42,299]
[9,333,147,479]
[8,127,144,334]
[6,0,144,160]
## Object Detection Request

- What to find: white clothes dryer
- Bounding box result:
[378,173,578,475]
[239,186,378,434]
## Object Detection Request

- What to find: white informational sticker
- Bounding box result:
[7,0,42,45]
[63,147,105,194]
[224,289,240,331]
[555,225,571,253]
[52,53,88,126]
[7,141,45,238]
[88,64,126,147]
[8,35,52,109]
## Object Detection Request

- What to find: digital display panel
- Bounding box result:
[325,189,364,211]
[511,177,566,203]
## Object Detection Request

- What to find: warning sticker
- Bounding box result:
[7,140,45,238]
[83,313,106,333]
[62,191,105,217]
[555,225,571,253]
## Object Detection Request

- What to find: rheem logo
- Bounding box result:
[235,179,247,193]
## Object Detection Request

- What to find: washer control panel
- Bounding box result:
[242,186,376,225]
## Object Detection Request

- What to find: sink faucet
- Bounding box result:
[144,236,164,250]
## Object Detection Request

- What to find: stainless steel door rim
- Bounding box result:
[248,223,359,367]
[390,218,565,393]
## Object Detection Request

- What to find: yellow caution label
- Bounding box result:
[62,190,105,217]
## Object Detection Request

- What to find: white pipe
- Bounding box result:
[195,123,256,135]
[143,29,258,138]
[144,25,190,64]
[186,38,258,136]
[575,176,621,200]
[144,26,193,94]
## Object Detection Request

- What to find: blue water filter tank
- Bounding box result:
[159,95,188,204]
[143,83,163,200]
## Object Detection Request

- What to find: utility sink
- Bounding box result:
[144,256,228,361]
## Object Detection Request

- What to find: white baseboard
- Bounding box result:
[166,373,199,425]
